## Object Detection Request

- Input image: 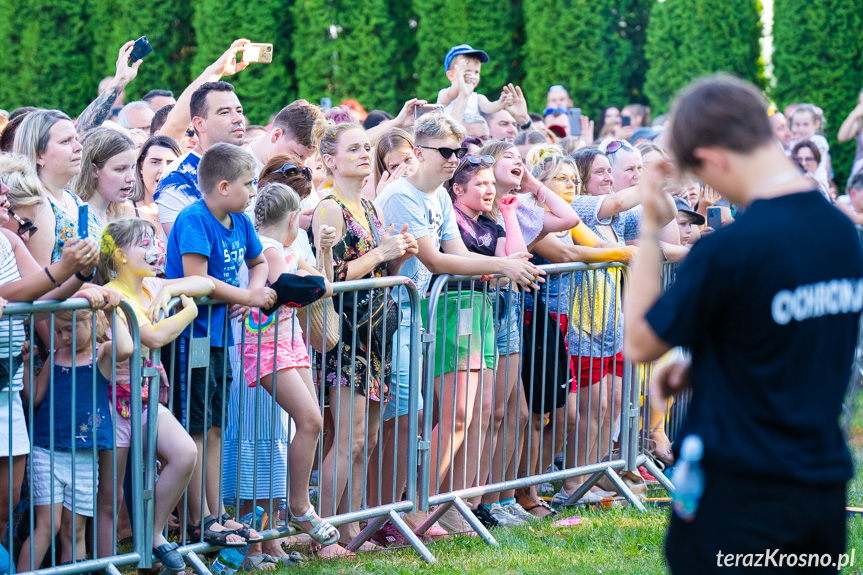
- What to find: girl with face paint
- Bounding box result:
[97,217,216,568]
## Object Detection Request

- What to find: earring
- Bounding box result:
[121,257,127,263]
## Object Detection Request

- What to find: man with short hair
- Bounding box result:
[482,109,518,143]
[154,81,245,236]
[621,104,650,129]
[546,84,573,111]
[462,113,491,143]
[117,101,155,132]
[142,89,176,112]
[625,74,863,574]
[246,99,323,171]
[150,104,173,136]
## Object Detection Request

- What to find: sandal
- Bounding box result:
[521,498,559,518]
[221,513,265,543]
[289,507,339,547]
[153,542,185,572]
[242,554,277,571]
[261,552,303,567]
[187,515,247,548]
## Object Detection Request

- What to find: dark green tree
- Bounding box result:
[413,0,522,106]
[192,0,294,124]
[388,0,420,106]
[0,0,94,114]
[86,0,195,103]
[291,0,337,106]
[644,0,763,115]
[772,0,863,186]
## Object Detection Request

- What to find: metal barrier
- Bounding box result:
[1,299,144,575]
[414,262,647,547]
[147,276,432,571]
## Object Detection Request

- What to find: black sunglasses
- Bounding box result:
[8,208,37,238]
[185,127,196,138]
[418,145,468,160]
[273,163,313,182]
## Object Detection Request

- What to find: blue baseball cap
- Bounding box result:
[444,44,489,72]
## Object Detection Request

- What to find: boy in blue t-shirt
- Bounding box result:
[165,143,276,541]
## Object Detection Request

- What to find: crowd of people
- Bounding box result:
[0,37,862,571]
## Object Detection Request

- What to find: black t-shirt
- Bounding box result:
[446,206,505,291]
[646,191,863,485]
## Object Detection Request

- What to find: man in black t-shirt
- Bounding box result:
[625,75,863,574]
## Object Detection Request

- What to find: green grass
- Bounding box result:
[269,391,863,575]
[276,507,670,575]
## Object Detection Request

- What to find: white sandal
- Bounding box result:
[289,507,339,547]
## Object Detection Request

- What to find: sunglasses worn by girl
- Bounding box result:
[272,163,313,182]
[418,145,468,160]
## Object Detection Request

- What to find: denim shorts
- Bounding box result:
[491,288,522,356]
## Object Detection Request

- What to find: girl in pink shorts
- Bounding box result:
[243,182,339,547]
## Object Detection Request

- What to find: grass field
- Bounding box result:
[273,395,863,575]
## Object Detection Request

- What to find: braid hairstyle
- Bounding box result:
[254,182,301,231]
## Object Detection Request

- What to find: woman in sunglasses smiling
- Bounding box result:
[0,155,45,244]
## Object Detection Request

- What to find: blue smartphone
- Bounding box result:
[707,206,721,230]
[78,205,88,238]
[130,36,153,62]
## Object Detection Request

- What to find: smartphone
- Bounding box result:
[414,104,444,120]
[567,107,582,137]
[707,206,721,230]
[130,36,153,62]
[78,205,89,239]
[242,43,273,64]
[621,115,631,128]
[320,97,332,111]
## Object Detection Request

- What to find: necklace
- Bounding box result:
[750,169,802,198]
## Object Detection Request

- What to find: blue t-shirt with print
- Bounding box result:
[154,152,201,226]
[166,199,263,347]
[375,178,460,304]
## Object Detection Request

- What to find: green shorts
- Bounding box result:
[421,291,497,379]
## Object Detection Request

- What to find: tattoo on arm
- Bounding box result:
[75,85,121,132]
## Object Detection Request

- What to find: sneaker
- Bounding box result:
[639,466,658,484]
[552,488,604,507]
[536,482,556,496]
[504,502,539,523]
[472,506,500,530]
[437,506,474,534]
[488,503,525,527]
[370,521,406,547]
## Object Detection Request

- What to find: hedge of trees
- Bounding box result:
[772,0,863,185]
[1,0,862,182]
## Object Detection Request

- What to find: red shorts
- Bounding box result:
[528,311,625,390]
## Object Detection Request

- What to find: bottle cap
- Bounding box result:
[255,505,265,514]
[680,435,703,460]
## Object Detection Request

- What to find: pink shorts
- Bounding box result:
[243,334,311,386]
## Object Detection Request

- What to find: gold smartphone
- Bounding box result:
[242,43,273,64]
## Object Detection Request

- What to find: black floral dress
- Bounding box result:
[319,196,392,401]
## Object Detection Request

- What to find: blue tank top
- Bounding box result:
[33,361,113,451]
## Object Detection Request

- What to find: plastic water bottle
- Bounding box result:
[240,505,266,530]
[211,507,264,575]
[671,435,704,522]
[210,548,245,575]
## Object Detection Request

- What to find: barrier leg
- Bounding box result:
[558,470,606,507]
[602,469,647,512]
[452,497,497,547]
[184,551,212,575]
[639,455,675,493]
[387,510,437,564]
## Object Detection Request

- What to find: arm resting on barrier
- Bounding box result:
[181,253,274,309]
[0,230,95,302]
[533,233,637,265]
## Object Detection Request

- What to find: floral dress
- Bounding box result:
[46,190,101,263]
[319,196,391,401]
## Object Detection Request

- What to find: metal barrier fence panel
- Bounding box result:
[149,276,432,570]
[1,299,144,575]
[416,262,646,545]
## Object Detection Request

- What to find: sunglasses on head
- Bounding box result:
[453,154,496,178]
[273,163,313,182]
[418,145,468,160]
[605,140,625,154]
[8,208,37,238]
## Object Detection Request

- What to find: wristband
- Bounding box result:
[44,267,61,288]
[519,119,532,131]
[75,268,97,283]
